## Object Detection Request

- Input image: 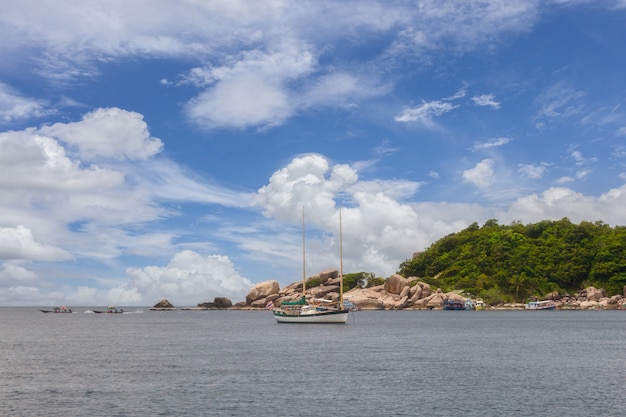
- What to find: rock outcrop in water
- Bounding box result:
[150,299,176,310]
[195,297,233,309]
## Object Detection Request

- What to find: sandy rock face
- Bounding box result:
[246,280,280,304]
[384,274,409,295]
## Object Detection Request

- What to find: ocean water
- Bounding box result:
[1,308,624,417]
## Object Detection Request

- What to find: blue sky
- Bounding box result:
[1,0,626,306]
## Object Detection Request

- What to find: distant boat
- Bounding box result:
[443,298,474,310]
[39,306,73,313]
[525,300,556,310]
[474,298,487,311]
[273,208,349,324]
[92,306,124,314]
[443,298,463,310]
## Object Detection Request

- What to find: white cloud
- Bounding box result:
[471,137,511,151]
[186,73,292,130]
[518,163,546,179]
[0,225,72,261]
[472,93,500,109]
[38,107,163,161]
[122,250,254,306]
[503,185,626,225]
[395,100,459,127]
[463,159,495,189]
[253,154,431,277]
[534,81,586,127]
[0,83,52,122]
[0,109,250,270]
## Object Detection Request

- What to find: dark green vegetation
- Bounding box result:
[398,218,626,305]
[343,272,385,291]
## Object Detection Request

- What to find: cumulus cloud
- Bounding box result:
[463,159,495,189]
[38,107,163,161]
[0,109,249,267]
[186,73,293,130]
[472,93,500,109]
[504,185,626,225]
[254,154,425,276]
[0,226,72,261]
[122,250,253,306]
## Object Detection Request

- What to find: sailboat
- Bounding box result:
[273,208,349,324]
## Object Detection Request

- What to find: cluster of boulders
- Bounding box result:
[543,286,626,310]
[244,270,478,310]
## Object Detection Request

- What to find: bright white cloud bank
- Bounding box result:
[120,250,253,306]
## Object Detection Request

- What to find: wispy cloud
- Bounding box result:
[518,163,546,180]
[0,83,53,123]
[394,100,459,127]
[534,81,586,128]
[472,93,500,109]
[470,137,512,151]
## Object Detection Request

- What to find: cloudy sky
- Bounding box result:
[1,0,626,306]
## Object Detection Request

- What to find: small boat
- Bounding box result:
[92,306,124,314]
[525,300,556,310]
[474,298,487,311]
[39,306,73,313]
[273,208,349,324]
[443,298,465,310]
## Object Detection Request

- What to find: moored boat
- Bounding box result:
[39,306,73,313]
[92,306,124,314]
[273,208,349,324]
[525,300,556,310]
[474,298,487,311]
[443,298,464,310]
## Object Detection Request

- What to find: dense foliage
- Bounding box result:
[398,218,626,304]
[343,272,384,291]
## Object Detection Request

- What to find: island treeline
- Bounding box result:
[397,218,626,305]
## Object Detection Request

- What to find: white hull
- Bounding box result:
[274,310,349,323]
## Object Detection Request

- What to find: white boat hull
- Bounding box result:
[274,310,349,323]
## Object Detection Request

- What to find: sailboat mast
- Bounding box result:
[302,207,306,297]
[339,207,344,308]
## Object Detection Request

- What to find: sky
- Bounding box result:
[1,0,626,307]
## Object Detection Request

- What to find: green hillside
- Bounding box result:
[398,218,626,305]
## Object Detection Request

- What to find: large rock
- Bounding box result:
[586,286,605,302]
[380,293,408,310]
[384,274,409,295]
[197,297,233,309]
[150,298,176,310]
[310,285,339,299]
[343,288,384,310]
[246,280,280,304]
[319,269,339,281]
[419,282,432,298]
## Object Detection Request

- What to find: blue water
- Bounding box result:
[1,308,624,416]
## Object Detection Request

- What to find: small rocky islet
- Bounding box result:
[155,268,626,311]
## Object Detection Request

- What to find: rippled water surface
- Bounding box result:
[1,308,625,416]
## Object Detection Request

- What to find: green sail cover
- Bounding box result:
[281,296,306,305]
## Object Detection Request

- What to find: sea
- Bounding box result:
[1,308,624,417]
